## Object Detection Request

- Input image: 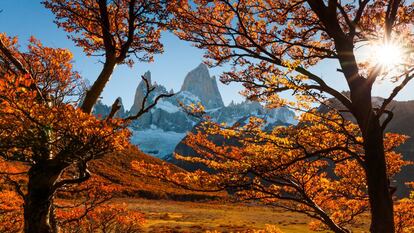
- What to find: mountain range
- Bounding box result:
[94,63,297,158]
[94,63,414,197]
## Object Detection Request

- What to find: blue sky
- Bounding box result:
[1,1,413,109]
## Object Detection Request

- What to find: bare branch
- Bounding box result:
[53,162,91,191]
[106,98,121,120]
[385,0,402,39]
[378,73,414,116]
[380,109,394,132]
[0,37,28,74]
[124,75,174,121]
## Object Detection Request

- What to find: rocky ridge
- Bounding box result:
[93,63,297,158]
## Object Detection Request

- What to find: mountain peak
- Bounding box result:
[180,64,224,109]
[130,71,153,115]
[114,97,126,118]
[195,62,208,71]
[142,71,152,84]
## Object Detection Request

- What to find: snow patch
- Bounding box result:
[177,91,201,104]
[130,128,186,159]
[155,100,179,113]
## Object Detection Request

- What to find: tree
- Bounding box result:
[57,203,145,233]
[0,29,174,231]
[0,166,146,233]
[394,182,414,233]
[43,0,168,114]
[55,175,145,233]
[1,0,175,231]
[134,111,414,232]
[0,34,131,233]
[167,1,414,232]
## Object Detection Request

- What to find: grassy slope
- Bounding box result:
[90,147,315,232]
[91,145,224,200]
[91,146,369,233]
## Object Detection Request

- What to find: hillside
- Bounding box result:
[321,97,414,197]
[382,100,414,197]
[90,145,224,201]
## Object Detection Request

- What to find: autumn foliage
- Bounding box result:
[58,204,145,233]
[165,1,414,232]
[43,0,169,113]
[134,110,414,232]
[0,32,136,232]
[0,173,146,233]
[394,182,414,233]
[0,0,175,231]
[2,0,414,232]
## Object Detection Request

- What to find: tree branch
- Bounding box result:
[0,37,28,74]
[106,98,121,120]
[124,75,174,121]
[53,162,91,191]
[385,0,402,39]
[378,73,414,116]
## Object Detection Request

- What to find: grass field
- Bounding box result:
[96,148,369,233]
[118,198,315,233]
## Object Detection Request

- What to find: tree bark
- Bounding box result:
[80,58,117,114]
[24,162,65,233]
[350,86,395,233]
[364,122,395,233]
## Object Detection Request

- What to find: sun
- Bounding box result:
[368,41,405,70]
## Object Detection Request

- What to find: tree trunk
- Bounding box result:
[345,74,395,233]
[24,162,65,233]
[363,122,395,233]
[80,58,117,114]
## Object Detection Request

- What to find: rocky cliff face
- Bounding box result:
[209,100,297,127]
[92,100,111,119]
[130,71,152,116]
[180,63,224,109]
[93,64,296,158]
[114,97,127,118]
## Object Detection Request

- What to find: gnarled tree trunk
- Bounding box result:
[24,162,65,233]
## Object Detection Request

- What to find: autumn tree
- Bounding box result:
[55,175,145,233]
[0,167,146,233]
[57,203,145,233]
[0,33,136,232]
[0,1,174,231]
[43,0,168,114]
[394,182,414,233]
[134,111,414,232]
[166,1,414,232]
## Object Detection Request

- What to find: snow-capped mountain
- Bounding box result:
[93,63,297,158]
[180,63,224,109]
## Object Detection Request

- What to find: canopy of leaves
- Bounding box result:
[0,33,130,166]
[43,0,167,65]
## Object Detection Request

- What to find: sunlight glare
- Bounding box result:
[369,41,405,70]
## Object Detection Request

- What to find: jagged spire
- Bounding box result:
[130,71,152,115]
[180,63,224,109]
